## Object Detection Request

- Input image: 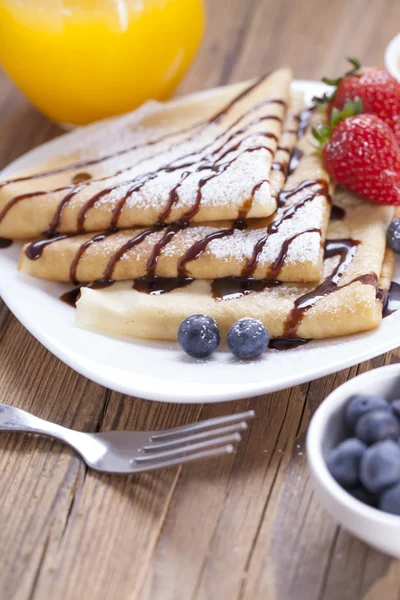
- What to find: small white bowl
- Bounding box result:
[307,364,400,557]
[385,33,400,81]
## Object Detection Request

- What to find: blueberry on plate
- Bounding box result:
[227,318,269,360]
[326,438,366,487]
[178,315,220,359]
[379,481,400,515]
[344,394,390,431]
[390,399,400,420]
[360,440,400,494]
[387,218,400,254]
[355,410,400,444]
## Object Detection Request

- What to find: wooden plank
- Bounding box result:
[0,299,10,340]
[240,355,399,600]
[30,397,202,600]
[224,0,348,80]
[178,0,260,92]
[319,0,400,74]
[139,387,309,600]
[0,77,62,170]
[0,294,204,600]
[0,316,108,599]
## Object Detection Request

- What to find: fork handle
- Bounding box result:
[0,403,83,447]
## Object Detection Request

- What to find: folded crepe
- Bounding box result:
[1,69,293,239]
[19,100,333,284]
[75,189,395,341]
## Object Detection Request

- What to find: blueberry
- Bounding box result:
[178,315,220,358]
[348,486,377,507]
[387,218,400,254]
[390,399,400,420]
[360,440,400,494]
[355,410,400,444]
[326,438,367,487]
[379,481,400,515]
[227,318,269,359]
[344,394,390,431]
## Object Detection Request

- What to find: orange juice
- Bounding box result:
[0,0,204,125]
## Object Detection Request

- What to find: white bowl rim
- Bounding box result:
[385,33,400,80]
[307,363,400,526]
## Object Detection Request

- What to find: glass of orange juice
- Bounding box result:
[0,0,204,125]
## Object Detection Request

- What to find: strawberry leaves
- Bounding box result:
[322,57,361,87]
[312,58,362,107]
[312,98,363,146]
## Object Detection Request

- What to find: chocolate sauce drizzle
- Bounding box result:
[211,241,384,340]
[60,278,115,307]
[211,277,281,300]
[47,185,85,234]
[266,228,321,280]
[30,87,339,323]
[1,77,270,191]
[105,228,161,281]
[70,231,115,284]
[284,239,360,337]
[60,287,82,307]
[271,161,288,174]
[61,236,388,353]
[269,337,310,350]
[59,276,307,352]
[242,179,328,278]
[7,108,282,232]
[330,205,346,220]
[0,237,12,249]
[297,105,316,139]
[133,277,194,295]
[25,175,330,288]
[271,134,306,178]
[61,275,190,306]
[1,74,287,233]
[271,143,290,175]
[277,178,327,207]
[72,172,92,184]
[25,234,69,260]
[288,147,303,175]
[146,222,186,277]
[178,229,235,277]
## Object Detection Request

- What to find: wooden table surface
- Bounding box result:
[1,1,400,598]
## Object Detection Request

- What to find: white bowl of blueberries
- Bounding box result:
[307,364,400,557]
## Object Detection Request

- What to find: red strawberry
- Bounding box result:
[318,58,400,142]
[313,101,400,205]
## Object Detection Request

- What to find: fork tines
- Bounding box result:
[135,410,255,470]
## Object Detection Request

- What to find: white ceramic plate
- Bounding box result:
[1,80,400,404]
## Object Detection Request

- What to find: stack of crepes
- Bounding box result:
[0,69,394,342]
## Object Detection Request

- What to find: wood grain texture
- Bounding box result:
[1,1,400,598]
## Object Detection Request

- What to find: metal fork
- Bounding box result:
[0,404,255,473]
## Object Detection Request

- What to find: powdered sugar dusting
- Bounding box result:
[76,181,329,276]
[114,125,279,216]
[208,188,327,267]
[23,87,285,221]
[58,101,165,160]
